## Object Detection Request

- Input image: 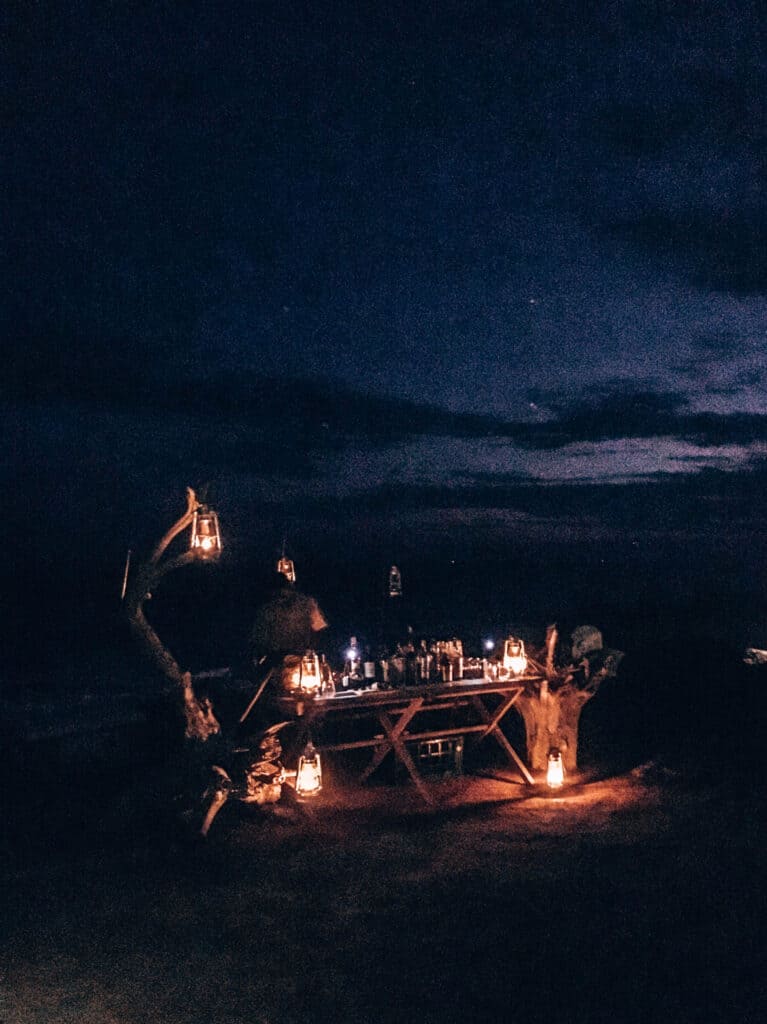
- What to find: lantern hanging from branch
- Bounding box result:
[503,637,528,675]
[546,747,565,789]
[190,506,222,559]
[277,556,296,582]
[295,739,322,798]
[388,564,402,598]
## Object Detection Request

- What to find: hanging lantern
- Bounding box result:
[190,506,222,559]
[503,637,528,675]
[388,565,402,598]
[277,556,296,583]
[546,747,565,789]
[295,740,322,798]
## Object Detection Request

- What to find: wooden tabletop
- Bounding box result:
[277,674,541,715]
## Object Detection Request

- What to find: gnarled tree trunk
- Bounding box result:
[514,681,592,774]
[513,624,612,778]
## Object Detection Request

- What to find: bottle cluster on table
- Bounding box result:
[334,635,468,691]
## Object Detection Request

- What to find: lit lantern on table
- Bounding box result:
[298,652,322,695]
[190,506,222,559]
[295,739,322,798]
[277,556,296,583]
[546,747,565,789]
[503,637,528,675]
[282,653,322,695]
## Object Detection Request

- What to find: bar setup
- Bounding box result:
[123,493,623,832]
[274,632,538,805]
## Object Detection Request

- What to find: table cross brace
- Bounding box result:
[358,698,435,805]
[470,691,534,784]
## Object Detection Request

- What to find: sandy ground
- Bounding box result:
[1,757,764,1024]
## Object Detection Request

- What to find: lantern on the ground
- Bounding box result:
[295,739,322,798]
[503,637,528,675]
[546,747,565,789]
[190,506,222,559]
[277,556,296,583]
[388,565,402,597]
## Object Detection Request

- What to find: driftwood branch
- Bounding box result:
[744,648,767,665]
[148,486,197,566]
[123,487,221,742]
[544,624,558,682]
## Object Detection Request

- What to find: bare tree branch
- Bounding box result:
[123,487,221,742]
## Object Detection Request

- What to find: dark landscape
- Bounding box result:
[2,763,764,1024]
[2,531,766,1023]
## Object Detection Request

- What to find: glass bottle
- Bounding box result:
[363,645,377,688]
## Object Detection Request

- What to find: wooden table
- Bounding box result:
[277,677,536,804]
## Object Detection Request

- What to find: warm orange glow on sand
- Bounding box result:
[294,770,661,824]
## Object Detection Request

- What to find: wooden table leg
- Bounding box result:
[380,710,435,806]
[359,698,434,804]
[283,707,318,763]
[471,691,534,784]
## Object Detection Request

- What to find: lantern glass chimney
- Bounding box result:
[546,748,565,789]
[190,507,222,559]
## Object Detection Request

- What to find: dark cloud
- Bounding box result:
[373,462,767,535]
[11,340,767,488]
[688,330,745,357]
[515,389,767,450]
[8,333,509,450]
[673,331,745,376]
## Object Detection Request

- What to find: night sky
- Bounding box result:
[5,2,767,675]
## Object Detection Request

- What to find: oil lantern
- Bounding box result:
[190,506,222,559]
[281,653,322,695]
[298,652,322,695]
[277,556,296,583]
[546,747,565,789]
[503,637,528,675]
[295,739,323,798]
[388,565,402,598]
